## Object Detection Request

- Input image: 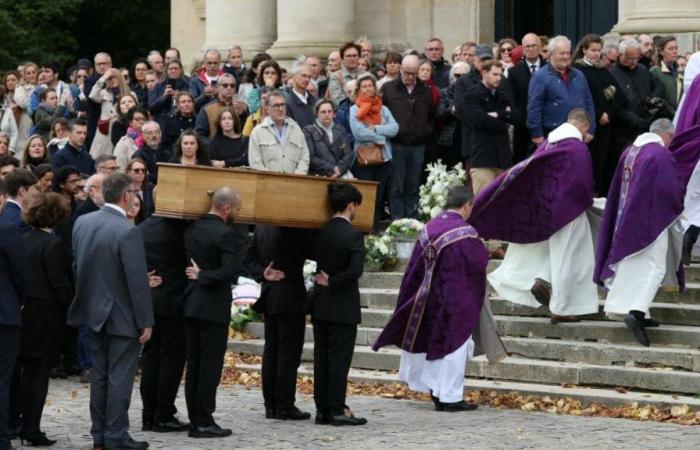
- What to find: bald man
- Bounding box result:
[182,187,243,438]
[380,54,436,219]
[505,33,546,163]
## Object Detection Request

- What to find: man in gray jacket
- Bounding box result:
[69,173,154,450]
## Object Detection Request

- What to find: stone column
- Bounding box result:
[204,0,277,59]
[267,0,356,65]
[354,0,410,55]
[171,0,207,71]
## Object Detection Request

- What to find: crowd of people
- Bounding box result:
[1,29,699,450]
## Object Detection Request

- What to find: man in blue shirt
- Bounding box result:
[52,119,96,176]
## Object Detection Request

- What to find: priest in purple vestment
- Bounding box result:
[372,186,506,412]
[594,118,685,347]
[471,109,600,323]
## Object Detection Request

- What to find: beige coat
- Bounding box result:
[248,117,310,174]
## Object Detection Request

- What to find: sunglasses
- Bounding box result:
[501,47,513,53]
[220,83,236,88]
[131,168,146,174]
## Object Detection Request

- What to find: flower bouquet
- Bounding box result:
[418,160,467,221]
[385,218,425,260]
[364,233,396,271]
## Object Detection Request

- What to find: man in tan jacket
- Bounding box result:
[248,90,310,175]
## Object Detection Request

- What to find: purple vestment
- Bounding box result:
[469,137,594,243]
[675,75,700,135]
[371,211,488,360]
[593,141,685,287]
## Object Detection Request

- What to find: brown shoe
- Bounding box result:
[530,278,551,306]
[550,315,582,324]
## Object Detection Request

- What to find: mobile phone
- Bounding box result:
[166,78,177,88]
[210,79,218,87]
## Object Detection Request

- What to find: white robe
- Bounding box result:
[487,123,599,316]
[399,337,474,403]
[683,159,700,230]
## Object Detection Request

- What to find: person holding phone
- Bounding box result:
[190,49,224,111]
[148,60,190,129]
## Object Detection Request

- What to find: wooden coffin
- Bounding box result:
[154,164,378,233]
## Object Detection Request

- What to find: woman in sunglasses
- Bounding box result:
[495,38,518,72]
[125,157,154,218]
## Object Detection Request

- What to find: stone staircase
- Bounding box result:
[231,260,700,408]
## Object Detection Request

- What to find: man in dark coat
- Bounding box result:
[0,169,38,234]
[312,182,367,426]
[0,177,30,450]
[462,60,518,194]
[138,215,190,432]
[284,63,318,128]
[244,226,313,421]
[424,38,452,89]
[182,187,243,438]
[506,33,546,163]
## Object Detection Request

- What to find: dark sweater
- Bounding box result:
[208,134,248,168]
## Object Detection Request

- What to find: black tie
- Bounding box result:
[530,64,537,74]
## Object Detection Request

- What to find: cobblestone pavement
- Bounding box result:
[17,379,700,449]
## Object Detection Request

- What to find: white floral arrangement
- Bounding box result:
[386,218,425,240]
[418,160,467,220]
[303,259,317,291]
[365,233,397,269]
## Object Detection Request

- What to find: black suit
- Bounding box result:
[0,218,30,450]
[506,58,544,162]
[454,70,481,161]
[19,229,73,439]
[138,217,189,425]
[312,217,364,417]
[183,214,243,428]
[245,226,312,413]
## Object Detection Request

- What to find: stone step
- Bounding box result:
[244,322,700,372]
[230,339,700,394]
[358,283,700,311]
[355,309,700,347]
[359,262,700,289]
[489,298,700,327]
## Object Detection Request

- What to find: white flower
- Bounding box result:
[431,182,445,195]
[430,206,442,218]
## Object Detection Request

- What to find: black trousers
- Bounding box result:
[139,315,186,424]
[184,318,228,428]
[19,357,52,436]
[312,320,357,417]
[261,314,305,412]
[0,326,20,450]
[589,123,612,195]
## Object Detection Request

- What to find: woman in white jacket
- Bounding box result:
[12,63,39,159]
[88,68,132,158]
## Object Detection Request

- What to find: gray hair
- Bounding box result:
[94,154,116,168]
[84,173,104,193]
[211,186,240,209]
[217,72,235,87]
[444,186,474,210]
[567,108,591,129]
[142,120,160,132]
[449,62,470,83]
[264,89,286,107]
[650,118,675,135]
[290,57,309,76]
[602,41,619,55]
[147,50,162,62]
[102,173,132,204]
[547,35,571,54]
[94,52,112,63]
[204,48,221,60]
[228,45,242,54]
[619,38,641,54]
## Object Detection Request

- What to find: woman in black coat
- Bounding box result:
[303,99,354,178]
[208,107,248,168]
[19,193,73,446]
[573,34,625,196]
[163,91,197,152]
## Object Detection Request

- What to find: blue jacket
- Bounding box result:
[348,104,399,161]
[0,201,31,235]
[527,63,596,138]
[52,143,96,175]
[0,217,30,326]
[148,79,190,128]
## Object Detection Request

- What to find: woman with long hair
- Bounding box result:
[125,158,154,219]
[238,52,272,103]
[33,164,54,193]
[111,93,139,147]
[1,71,21,154]
[89,68,132,158]
[18,192,73,447]
[418,59,441,106]
[572,33,624,196]
[209,108,247,168]
[12,63,39,157]
[349,73,398,232]
[114,107,148,172]
[21,135,50,171]
[495,38,518,72]
[0,132,10,156]
[170,129,210,166]
[247,60,282,114]
[650,36,682,114]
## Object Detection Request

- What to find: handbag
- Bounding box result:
[356,143,384,166]
[97,118,110,135]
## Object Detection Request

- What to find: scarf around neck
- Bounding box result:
[127,127,144,148]
[355,94,383,125]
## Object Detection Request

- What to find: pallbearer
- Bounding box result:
[372,186,506,412]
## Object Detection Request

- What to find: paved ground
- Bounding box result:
[17,378,700,449]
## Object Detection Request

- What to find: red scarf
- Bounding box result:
[355,94,383,125]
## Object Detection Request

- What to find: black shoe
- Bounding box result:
[624,314,650,347]
[430,392,442,411]
[105,439,149,450]
[531,278,552,307]
[19,432,57,446]
[439,400,479,412]
[643,318,660,328]
[79,368,92,383]
[141,421,153,432]
[315,413,330,425]
[265,408,275,419]
[330,414,367,426]
[274,406,311,421]
[153,417,189,432]
[683,232,694,266]
[188,424,232,438]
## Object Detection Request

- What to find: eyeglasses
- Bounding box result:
[100,165,119,172]
[500,47,513,53]
[426,47,442,52]
[269,103,286,109]
[344,53,359,59]
[402,71,417,77]
[220,83,235,88]
[77,75,87,79]
[524,44,539,49]
[130,168,146,174]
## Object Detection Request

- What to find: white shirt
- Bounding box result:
[104,203,127,218]
[293,88,309,105]
[6,198,21,210]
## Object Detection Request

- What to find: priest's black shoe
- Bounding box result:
[643,318,660,327]
[153,417,189,432]
[439,400,479,412]
[330,414,367,426]
[104,438,149,450]
[275,406,311,421]
[188,424,232,438]
[265,408,276,419]
[431,394,442,411]
[624,314,650,347]
[315,413,330,425]
[141,421,153,432]
[530,278,551,307]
